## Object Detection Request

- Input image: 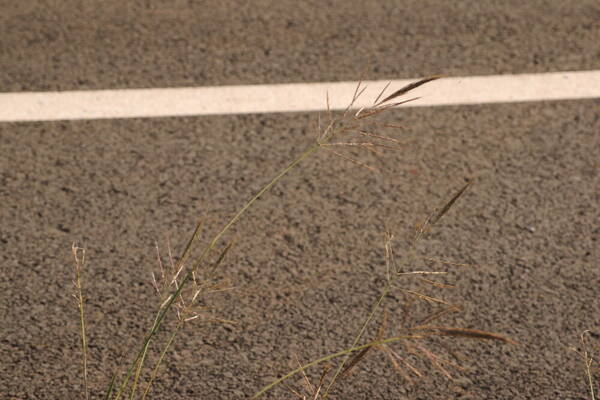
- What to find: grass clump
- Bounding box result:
[253,183,515,399]
[70,76,514,399]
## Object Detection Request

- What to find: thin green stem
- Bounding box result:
[113,286,185,400]
[110,143,321,399]
[251,335,417,399]
[73,246,90,400]
[129,310,164,400]
[207,144,320,256]
[105,373,117,400]
[323,285,391,397]
[142,320,184,400]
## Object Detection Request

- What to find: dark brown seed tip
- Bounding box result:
[412,326,519,345]
[377,76,442,105]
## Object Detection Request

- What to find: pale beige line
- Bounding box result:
[1,70,598,122]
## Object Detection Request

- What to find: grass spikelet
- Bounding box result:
[397,270,448,276]
[418,278,455,289]
[379,344,421,383]
[338,347,373,381]
[401,289,454,306]
[355,129,405,144]
[355,97,420,120]
[416,306,461,326]
[372,81,392,105]
[430,181,471,226]
[322,147,379,172]
[411,343,464,379]
[375,76,442,106]
[411,326,519,345]
[420,257,472,268]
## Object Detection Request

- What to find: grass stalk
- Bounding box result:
[105,372,117,400]
[324,285,391,396]
[203,144,321,255]
[113,290,183,399]
[110,143,321,399]
[72,243,90,400]
[128,311,164,400]
[141,320,184,400]
[251,335,419,399]
[572,330,596,400]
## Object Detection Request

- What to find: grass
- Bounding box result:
[252,183,517,399]
[571,330,598,400]
[71,244,89,400]
[70,76,517,399]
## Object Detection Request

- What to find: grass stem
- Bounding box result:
[141,320,184,400]
[110,143,321,399]
[251,335,417,399]
[323,285,391,397]
[72,244,90,400]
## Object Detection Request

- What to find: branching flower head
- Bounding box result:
[315,77,441,173]
[151,232,235,326]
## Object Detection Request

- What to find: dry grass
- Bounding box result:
[571,330,598,400]
[70,76,517,399]
[255,182,515,399]
[71,244,90,400]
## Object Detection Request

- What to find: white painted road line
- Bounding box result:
[1,70,599,122]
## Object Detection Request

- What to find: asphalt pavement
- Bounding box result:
[1,1,599,399]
